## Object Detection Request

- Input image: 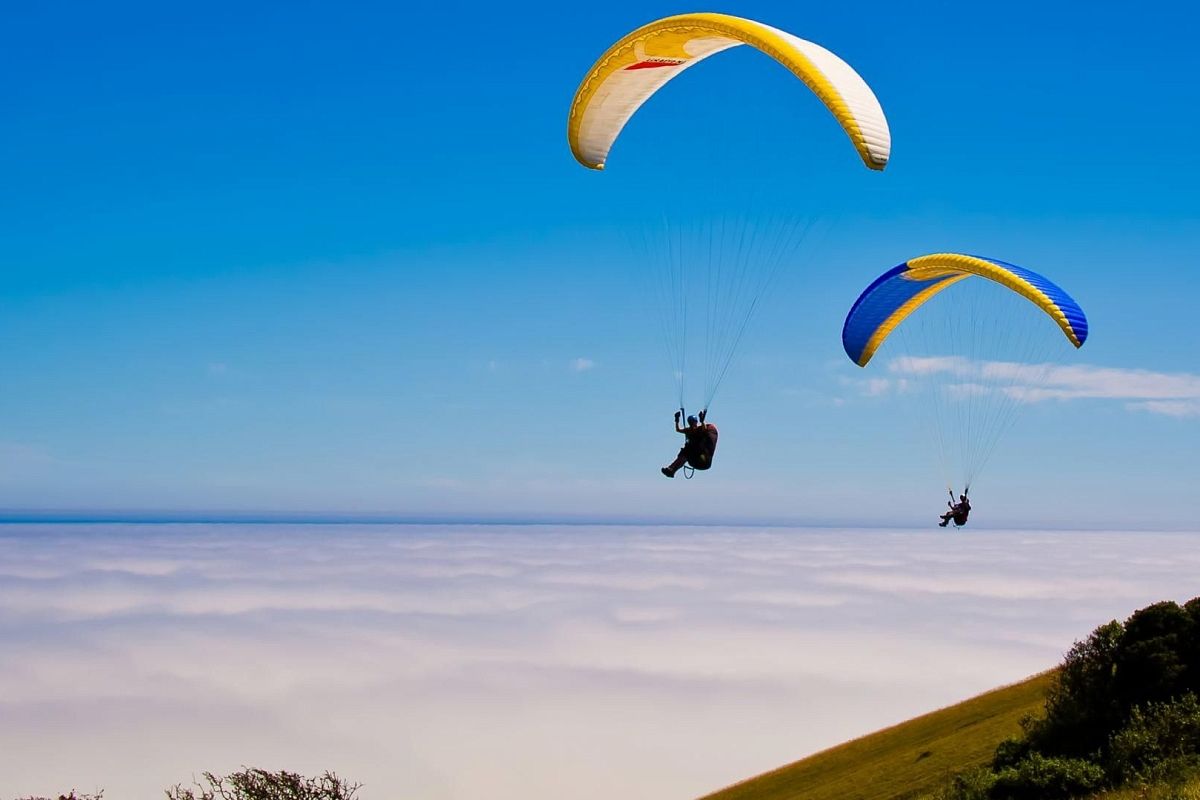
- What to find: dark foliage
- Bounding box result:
[1112,602,1195,717]
[165,768,362,800]
[991,734,1034,771]
[1107,692,1200,784]
[946,596,1200,800]
[16,769,363,800]
[989,753,1105,800]
[1033,600,1199,762]
[1030,619,1124,758]
[1182,598,1200,696]
[949,767,998,800]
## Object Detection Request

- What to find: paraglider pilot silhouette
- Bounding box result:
[662,409,719,478]
[843,253,1090,533]
[939,492,971,527]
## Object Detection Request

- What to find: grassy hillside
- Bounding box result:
[700,671,1056,800]
[1091,777,1200,800]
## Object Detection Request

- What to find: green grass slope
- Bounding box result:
[1093,776,1200,800]
[700,671,1056,800]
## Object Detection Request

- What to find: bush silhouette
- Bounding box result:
[165,768,361,800]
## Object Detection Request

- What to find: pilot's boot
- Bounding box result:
[662,452,687,478]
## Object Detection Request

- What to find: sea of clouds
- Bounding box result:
[1,524,1197,799]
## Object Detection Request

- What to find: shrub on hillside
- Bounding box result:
[15,769,363,800]
[947,766,997,800]
[1032,599,1199,762]
[1108,693,1200,784]
[989,753,1105,800]
[1033,620,1125,759]
[992,727,1037,770]
[939,596,1200,800]
[1112,602,1196,716]
[165,768,361,800]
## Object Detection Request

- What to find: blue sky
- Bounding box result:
[2,0,1198,526]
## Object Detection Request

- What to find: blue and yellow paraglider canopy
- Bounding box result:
[842,253,1089,367]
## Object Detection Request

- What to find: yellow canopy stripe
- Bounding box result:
[567,13,890,171]
[909,254,1084,349]
[854,253,1086,367]
[857,273,970,367]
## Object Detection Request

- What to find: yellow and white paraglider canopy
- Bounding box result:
[567,12,891,171]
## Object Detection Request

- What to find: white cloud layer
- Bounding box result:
[0,524,1197,799]
[883,358,1200,417]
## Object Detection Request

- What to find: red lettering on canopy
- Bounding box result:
[625,59,685,70]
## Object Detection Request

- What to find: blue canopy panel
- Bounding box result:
[982,257,1089,345]
[841,254,1089,367]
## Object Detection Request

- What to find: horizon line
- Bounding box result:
[0,509,1194,533]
